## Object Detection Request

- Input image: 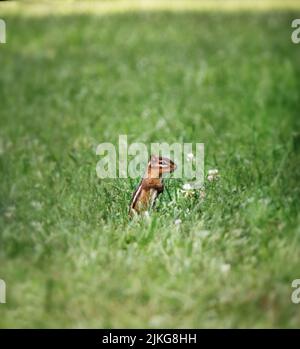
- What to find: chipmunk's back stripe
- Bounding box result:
[130,180,143,209]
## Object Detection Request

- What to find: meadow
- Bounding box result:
[0,1,300,328]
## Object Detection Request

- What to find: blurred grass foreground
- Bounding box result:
[0,0,300,328]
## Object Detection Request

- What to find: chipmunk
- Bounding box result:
[129,155,176,216]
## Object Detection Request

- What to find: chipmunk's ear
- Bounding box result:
[149,155,159,167]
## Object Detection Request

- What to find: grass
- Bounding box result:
[0,2,300,328]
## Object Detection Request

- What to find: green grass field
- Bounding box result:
[1,1,300,328]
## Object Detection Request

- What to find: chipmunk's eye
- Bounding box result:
[159,160,169,168]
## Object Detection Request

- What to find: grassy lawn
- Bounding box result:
[0,2,300,328]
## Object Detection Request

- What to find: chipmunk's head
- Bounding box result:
[147,155,177,178]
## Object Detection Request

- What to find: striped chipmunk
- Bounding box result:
[129,155,177,216]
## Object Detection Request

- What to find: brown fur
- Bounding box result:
[129,156,176,216]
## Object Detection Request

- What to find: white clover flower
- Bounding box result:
[31,221,43,232]
[31,201,43,210]
[181,183,196,197]
[186,153,194,162]
[207,175,214,182]
[182,183,193,191]
[207,169,220,182]
[208,169,219,176]
[220,263,231,273]
[174,219,182,226]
